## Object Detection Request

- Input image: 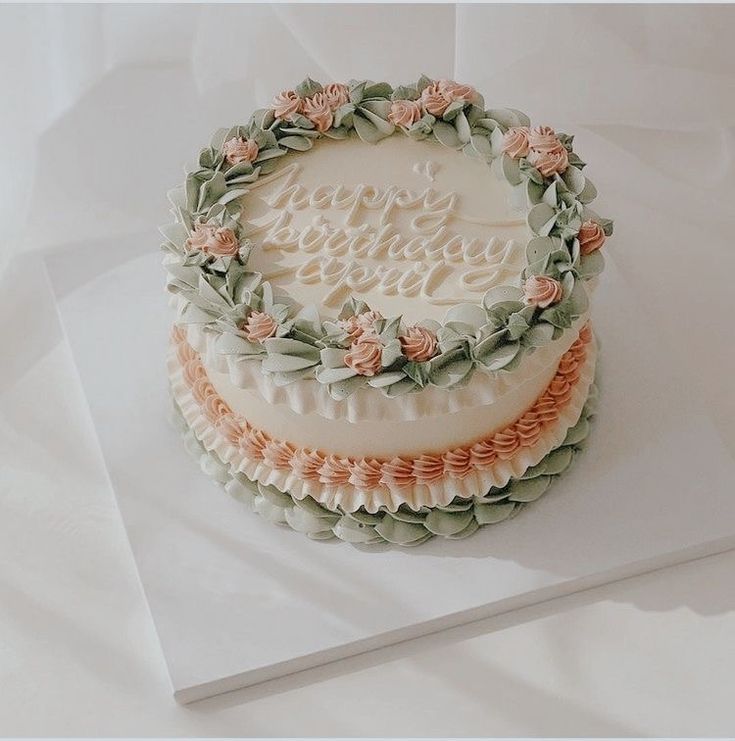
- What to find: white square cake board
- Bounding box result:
[45,242,735,704]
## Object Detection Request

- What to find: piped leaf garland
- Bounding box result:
[161,76,613,399]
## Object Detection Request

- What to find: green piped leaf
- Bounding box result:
[433,120,462,149]
[278,135,313,151]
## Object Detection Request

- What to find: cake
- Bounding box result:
[162,76,612,546]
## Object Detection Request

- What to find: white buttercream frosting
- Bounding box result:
[183,311,589,423]
[242,135,531,322]
[168,333,597,513]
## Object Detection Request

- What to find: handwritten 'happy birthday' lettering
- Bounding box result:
[244,163,526,308]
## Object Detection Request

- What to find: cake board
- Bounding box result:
[44,239,735,704]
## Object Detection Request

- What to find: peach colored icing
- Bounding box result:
[528,147,569,177]
[420,82,450,117]
[173,323,593,491]
[271,90,302,121]
[222,136,259,165]
[355,310,383,332]
[337,315,365,343]
[578,220,606,255]
[523,275,563,308]
[515,410,543,448]
[262,439,296,469]
[183,358,207,388]
[399,325,438,362]
[349,458,384,489]
[290,449,325,480]
[318,454,352,485]
[443,447,473,479]
[528,125,562,153]
[323,83,349,111]
[501,127,531,159]
[388,100,422,128]
[438,79,477,102]
[244,311,278,342]
[239,427,269,460]
[204,393,231,425]
[469,440,497,468]
[302,92,334,133]
[344,336,384,377]
[217,412,246,444]
[412,454,445,484]
[380,457,416,488]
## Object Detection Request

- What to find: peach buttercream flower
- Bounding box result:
[527,147,569,177]
[420,82,451,117]
[388,100,422,128]
[523,275,563,308]
[399,325,437,362]
[244,311,278,342]
[577,220,606,255]
[337,316,364,344]
[344,336,383,377]
[355,310,383,332]
[271,90,302,121]
[184,221,215,252]
[438,79,477,103]
[205,227,239,256]
[501,127,531,159]
[528,125,563,153]
[302,92,333,133]
[222,136,259,165]
[323,82,350,111]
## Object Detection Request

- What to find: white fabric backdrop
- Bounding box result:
[2,4,735,735]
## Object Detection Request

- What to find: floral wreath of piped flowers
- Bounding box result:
[162,76,613,401]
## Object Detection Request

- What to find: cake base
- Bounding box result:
[169,379,599,546]
[46,249,735,704]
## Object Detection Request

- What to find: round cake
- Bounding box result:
[162,76,612,546]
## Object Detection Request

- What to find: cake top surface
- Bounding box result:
[243,134,530,323]
[162,76,612,402]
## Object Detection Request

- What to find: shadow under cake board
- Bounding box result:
[44,239,735,704]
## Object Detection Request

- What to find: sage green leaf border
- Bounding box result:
[162,77,613,399]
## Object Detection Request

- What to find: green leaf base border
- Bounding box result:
[169,378,600,547]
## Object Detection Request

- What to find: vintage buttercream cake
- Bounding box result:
[162,77,612,546]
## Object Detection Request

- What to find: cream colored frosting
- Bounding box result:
[205,337,561,458]
[241,135,531,322]
[183,309,591,423]
[168,330,597,513]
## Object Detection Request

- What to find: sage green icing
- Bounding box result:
[162,76,614,400]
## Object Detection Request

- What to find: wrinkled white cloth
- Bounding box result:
[2,4,735,735]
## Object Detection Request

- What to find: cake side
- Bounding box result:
[169,323,596,514]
